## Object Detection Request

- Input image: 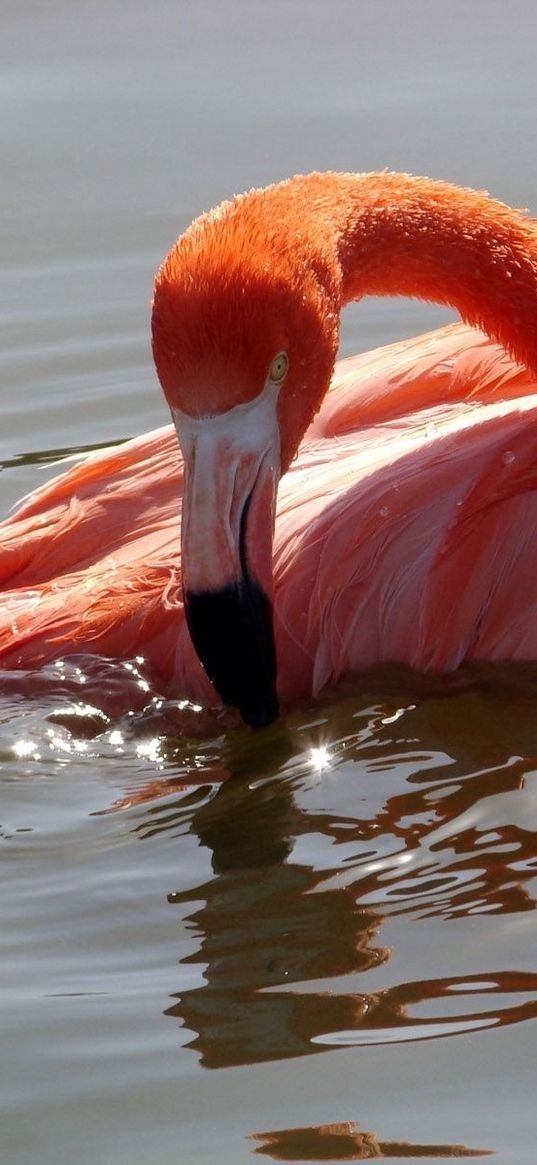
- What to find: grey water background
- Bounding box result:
[2,2,537,1162]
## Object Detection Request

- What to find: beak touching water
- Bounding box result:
[172,382,281,728]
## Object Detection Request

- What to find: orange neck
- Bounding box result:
[279,171,537,377]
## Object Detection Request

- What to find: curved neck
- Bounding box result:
[291,171,537,378]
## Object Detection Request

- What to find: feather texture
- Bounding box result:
[3,323,537,707]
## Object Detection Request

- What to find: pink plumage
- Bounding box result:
[3,322,537,710]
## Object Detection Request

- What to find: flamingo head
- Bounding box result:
[152,187,340,726]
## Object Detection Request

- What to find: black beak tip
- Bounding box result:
[240,695,280,730]
[184,581,279,729]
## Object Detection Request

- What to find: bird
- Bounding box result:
[3,171,537,728]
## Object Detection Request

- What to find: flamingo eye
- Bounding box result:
[268,351,289,383]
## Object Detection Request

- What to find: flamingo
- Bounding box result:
[3,171,537,727]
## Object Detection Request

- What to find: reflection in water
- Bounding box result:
[156,669,537,1071]
[165,725,389,1066]
[250,1120,491,1160]
[311,968,537,1048]
[321,753,537,920]
[4,659,537,1160]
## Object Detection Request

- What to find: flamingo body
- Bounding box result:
[3,322,537,709]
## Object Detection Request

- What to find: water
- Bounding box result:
[2,3,537,1162]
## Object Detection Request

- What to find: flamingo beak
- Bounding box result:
[172,385,281,727]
